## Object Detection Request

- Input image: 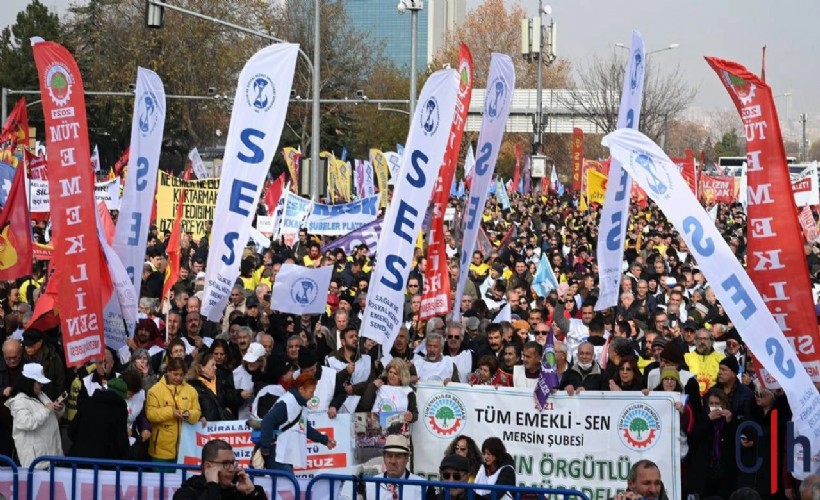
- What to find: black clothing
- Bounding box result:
[68,389,129,460]
[172,474,266,500]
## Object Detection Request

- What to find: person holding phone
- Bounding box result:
[146,358,202,464]
[174,439,265,499]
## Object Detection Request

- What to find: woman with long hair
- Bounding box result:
[474,437,516,499]
[608,356,643,391]
[444,435,482,482]
[356,359,417,423]
[688,387,737,498]
[187,353,232,422]
[127,348,158,391]
[4,364,63,468]
[145,358,202,464]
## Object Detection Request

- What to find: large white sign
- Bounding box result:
[270,264,333,315]
[413,384,680,499]
[453,54,516,320]
[604,128,820,478]
[28,178,121,212]
[202,44,299,322]
[280,193,380,236]
[360,69,460,345]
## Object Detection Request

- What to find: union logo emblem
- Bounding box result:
[618,402,661,450]
[422,393,466,438]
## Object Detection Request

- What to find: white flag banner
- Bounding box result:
[189,147,208,180]
[29,178,121,212]
[384,151,401,182]
[604,127,820,478]
[94,178,122,210]
[361,69,460,345]
[90,145,100,172]
[202,43,299,322]
[97,204,139,351]
[271,181,289,239]
[453,54,516,321]
[270,264,333,315]
[363,160,376,198]
[112,67,166,333]
[354,159,365,199]
[494,302,511,323]
[596,30,645,311]
[792,162,819,207]
[280,190,313,235]
[463,144,475,179]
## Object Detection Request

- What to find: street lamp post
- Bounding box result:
[521,3,557,155]
[145,0,323,198]
[398,0,423,123]
[615,42,679,57]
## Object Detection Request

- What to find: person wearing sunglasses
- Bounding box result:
[428,454,471,499]
[174,438,264,499]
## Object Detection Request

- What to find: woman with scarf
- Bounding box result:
[688,387,737,498]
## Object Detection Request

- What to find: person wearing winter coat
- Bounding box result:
[559,342,606,394]
[187,353,233,422]
[67,377,130,461]
[4,363,64,468]
[146,358,202,462]
[473,437,516,500]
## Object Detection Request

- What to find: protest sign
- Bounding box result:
[412,384,680,499]
[155,171,220,239]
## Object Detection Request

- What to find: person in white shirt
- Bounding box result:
[368,435,424,500]
[413,334,458,383]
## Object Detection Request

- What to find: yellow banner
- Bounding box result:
[282,147,300,188]
[155,171,220,239]
[370,148,389,208]
[336,159,351,202]
[321,151,337,202]
[586,169,607,206]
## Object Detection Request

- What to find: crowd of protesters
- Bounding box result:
[0,186,818,500]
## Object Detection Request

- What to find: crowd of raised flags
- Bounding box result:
[0,31,818,500]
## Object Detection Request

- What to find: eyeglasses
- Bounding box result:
[447,335,461,340]
[535,330,549,336]
[407,284,419,288]
[454,446,467,452]
[696,337,711,341]
[209,460,238,470]
[440,472,464,481]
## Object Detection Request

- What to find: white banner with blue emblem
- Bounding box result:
[604,128,820,478]
[202,43,299,322]
[453,54,516,321]
[361,69,460,345]
[596,31,645,311]
[110,67,165,336]
[270,263,333,315]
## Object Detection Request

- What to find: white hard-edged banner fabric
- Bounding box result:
[596,31,645,311]
[112,67,166,330]
[202,43,299,322]
[280,192,380,236]
[28,178,121,212]
[604,127,820,478]
[270,263,333,315]
[453,54,516,320]
[97,205,139,351]
[792,162,819,207]
[412,384,681,499]
[188,147,208,179]
[361,69,461,345]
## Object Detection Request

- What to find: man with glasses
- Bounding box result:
[531,323,551,347]
[428,454,471,499]
[684,329,724,395]
[444,323,474,383]
[174,438,265,499]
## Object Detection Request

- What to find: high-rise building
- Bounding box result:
[343,0,464,72]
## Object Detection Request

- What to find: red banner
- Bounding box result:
[0,159,33,280]
[0,98,29,168]
[420,44,473,320]
[33,40,108,367]
[698,174,737,204]
[571,128,583,192]
[707,57,820,385]
[672,149,698,196]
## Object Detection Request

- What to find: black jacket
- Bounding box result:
[189,378,233,422]
[172,475,266,500]
[559,363,606,391]
[67,389,130,460]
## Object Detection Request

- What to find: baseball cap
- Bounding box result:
[243,343,266,363]
[22,363,51,384]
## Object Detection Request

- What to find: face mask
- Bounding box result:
[709,406,722,413]
[577,362,592,370]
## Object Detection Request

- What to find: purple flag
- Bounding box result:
[322,217,383,257]
[534,327,560,410]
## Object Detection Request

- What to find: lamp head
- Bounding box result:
[542,4,552,16]
[397,1,406,14]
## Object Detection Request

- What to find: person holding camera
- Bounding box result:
[146,358,202,464]
[174,439,266,499]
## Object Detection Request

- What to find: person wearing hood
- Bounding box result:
[474,437,516,499]
[5,363,64,468]
[559,342,606,395]
[258,372,336,471]
[67,377,130,461]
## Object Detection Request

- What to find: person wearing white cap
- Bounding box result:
[4,363,64,468]
[339,434,423,500]
[233,342,267,420]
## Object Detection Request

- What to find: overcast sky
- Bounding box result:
[4,0,819,122]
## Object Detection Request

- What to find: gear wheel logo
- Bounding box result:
[44,63,73,108]
[618,402,661,451]
[423,392,466,438]
[722,71,756,106]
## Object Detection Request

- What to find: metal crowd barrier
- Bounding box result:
[0,454,19,500]
[25,455,300,500]
[305,473,591,500]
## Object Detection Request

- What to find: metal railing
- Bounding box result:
[305,473,590,500]
[0,454,19,500]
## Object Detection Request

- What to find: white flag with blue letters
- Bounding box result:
[271,264,333,315]
[202,43,299,322]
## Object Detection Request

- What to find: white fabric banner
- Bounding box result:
[361,69,460,345]
[384,151,401,181]
[112,67,166,335]
[604,127,820,478]
[413,384,680,499]
[363,160,376,198]
[354,159,366,199]
[188,147,208,179]
[202,43,299,322]
[271,263,333,315]
[463,144,475,180]
[90,145,100,172]
[453,54,516,320]
[792,162,819,207]
[29,178,121,212]
[280,190,313,235]
[596,30,645,311]
[306,194,379,235]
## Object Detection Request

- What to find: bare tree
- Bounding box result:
[561,52,697,143]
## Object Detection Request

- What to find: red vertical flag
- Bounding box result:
[419,43,473,320]
[571,128,584,192]
[163,167,192,301]
[33,39,108,367]
[0,98,30,168]
[263,174,285,216]
[0,161,33,280]
[707,57,820,386]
